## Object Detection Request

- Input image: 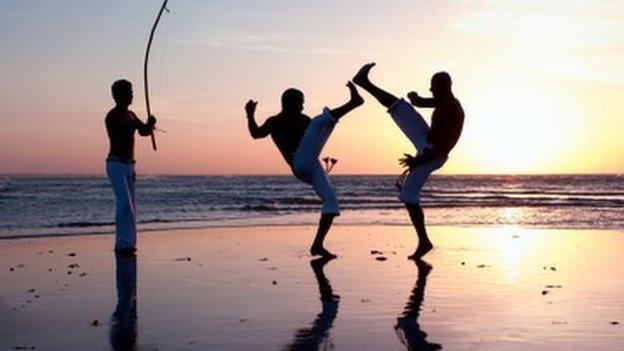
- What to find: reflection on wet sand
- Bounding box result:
[284,257,339,351]
[110,253,137,351]
[395,259,442,351]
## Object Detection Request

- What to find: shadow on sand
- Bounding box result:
[110,252,138,351]
[395,259,442,350]
[284,257,339,350]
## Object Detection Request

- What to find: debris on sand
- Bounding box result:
[174,257,192,262]
[9,267,14,272]
[512,235,520,239]
[542,290,549,295]
[370,250,383,255]
[90,319,100,326]
[375,256,387,261]
[610,321,619,325]
[476,264,489,268]
[48,250,54,254]
[67,271,72,275]
[239,318,247,323]
[13,346,36,350]
[66,253,76,257]
[550,266,557,271]
[27,288,36,293]
[272,280,278,285]
[17,264,25,268]
[268,266,278,271]
[79,272,87,277]
[258,257,269,262]
[67,263,80,269]
[545,285,562,289]
[360,299,370,303]
[461,262,465,266]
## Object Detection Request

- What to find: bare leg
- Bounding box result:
[310,214,337,259]
[353,63,399,108]
[405,203,433,259]
[329,81,364,120]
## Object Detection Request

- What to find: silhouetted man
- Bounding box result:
[105,79,156,254]
[354,63,464,258]
[246,82,363,258]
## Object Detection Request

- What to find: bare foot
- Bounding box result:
[408,239,433,259]
[310,245,338,259]
[346,81,364,106]
[353,62,376,87]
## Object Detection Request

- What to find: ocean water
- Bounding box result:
[0,174,622,238]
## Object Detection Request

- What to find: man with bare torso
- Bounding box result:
[246,82,363,258]
[105,79,156,254]
[353,63,464,258]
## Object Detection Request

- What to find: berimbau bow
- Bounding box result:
[143,0,170,151]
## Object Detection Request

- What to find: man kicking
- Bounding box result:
[245,82,363,258]
[353,63,464,258]
[105,79,156,255]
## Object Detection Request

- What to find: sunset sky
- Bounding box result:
[1,0,622,175]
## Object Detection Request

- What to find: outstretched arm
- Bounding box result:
[245,100,272,139]
[135,114,156,136]
[407,92,437,108]
[329,82,364,120]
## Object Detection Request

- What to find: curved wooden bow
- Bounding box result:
[143,0,169,151]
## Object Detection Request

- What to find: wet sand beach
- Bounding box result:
[1,225,623,350]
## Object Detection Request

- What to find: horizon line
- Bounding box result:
[1,172,622,177]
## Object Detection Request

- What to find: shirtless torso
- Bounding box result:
[105,107,153,161]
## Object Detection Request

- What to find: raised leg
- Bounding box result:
[329,81,364,120]
[353,63,399,108]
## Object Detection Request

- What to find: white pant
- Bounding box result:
[106,160,137,250]
[388,99,447,204]
[292,108,340,215]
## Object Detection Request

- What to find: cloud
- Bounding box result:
[451,0,624,82]
[168,25,413,57]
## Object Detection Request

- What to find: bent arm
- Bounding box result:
[247,115,272,139]
[135,114,155,136]
[407,92,437,108]
[415,146,446,164]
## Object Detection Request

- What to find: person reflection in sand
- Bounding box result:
[284,257,339,351]
[110,252,138,351]
[395,259,442,351]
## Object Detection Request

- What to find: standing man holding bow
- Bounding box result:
[105,79,157,255]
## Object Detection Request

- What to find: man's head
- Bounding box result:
[111,79,133,106]
[281,88,304,114]
[429,72,452,99]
